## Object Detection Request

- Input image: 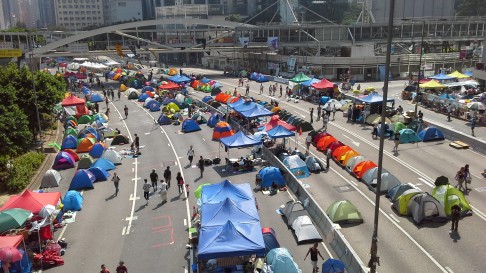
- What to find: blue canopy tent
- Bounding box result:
[356,93,395,104]
[201,198,259,227]
[207,113,223,128]
[301,78,320,87]
[258,167,285,188]
[232,101,256,112]
[157,114,172,125]
[228,98,245,109]
[267,125,295,139]
[238,104,274,119]
[169,75,191,83]
[63,190,83,211]
[220,131,262,148]
[430,72,455,81]
[198,220,266,260]
[182,119,201,133]
[87,166,110,181]
[202,96,214,103]
[69,169,95,190]
[91,158,116,171]
[90,93,104,103]
[418,127,445,142]
[283,155,310,178]
[201,180,254,205]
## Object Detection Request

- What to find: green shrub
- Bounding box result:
[3,152,46,193]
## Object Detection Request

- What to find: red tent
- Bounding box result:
[0,235,23,248]
[62,95,85,107]
[159,81,180,90]
[0,190,61,214]
[311,78,335,89]
[262,115,297,131]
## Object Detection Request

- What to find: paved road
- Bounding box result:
[183,67,486,273]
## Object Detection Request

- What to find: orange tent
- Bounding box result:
[113,73,122,80]
[212,122,235,140]
[77,137,96,153]
[313,132,331,144]
[168,68,178,76]
[340,150,360,166]
[63,149,80,161]
[353,160,377,179]
[215,93,231,103]
[332,146,352,161]
[316,136,337,151]
[191,80,200,89]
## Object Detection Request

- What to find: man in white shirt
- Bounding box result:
[305,134,312,153]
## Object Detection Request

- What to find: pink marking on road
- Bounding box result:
[151,228,174,248]
[151,214,172,229]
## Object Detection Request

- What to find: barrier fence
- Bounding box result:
[194,98,369,273]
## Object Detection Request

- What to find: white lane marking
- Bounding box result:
[131,177,141,181]
[132,168,134,172]
[389,213,401,223]
[184,219,187,226]
[445,266,455,273]
[122,226,127,236]
[129,194,140,201]
[418,177,434,188]
[125,216,138,221]
[202,138,206,142]
[168,143,171,146]
[145,132,151,135]
[342,134,360,147]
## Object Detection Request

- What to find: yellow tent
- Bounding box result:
[119,84,128,91]
[419,80,446,89]
[168,68,178,76]
[446,71,470,79]
[166,102,180,113]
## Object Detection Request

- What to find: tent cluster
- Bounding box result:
[191,77,223,93]
[271,110,314,132]
[281,201,322,243]
[249,72,269,83]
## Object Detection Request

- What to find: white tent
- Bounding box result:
[67,63,80,70]
[101,149,122,165]
[175,93,185,104]
[41,169,62,188]
[144,97,154,107]
[291,215,322,243]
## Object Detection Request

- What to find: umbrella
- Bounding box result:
[466,102,485,111]
[0,208,32,233]
[324,99,343,110]
[391,115,406,123]
[0,247,23,262]
[194,183,211,198]
[372,116,391,125]
[39,204,57,218]
[322,258,345,273]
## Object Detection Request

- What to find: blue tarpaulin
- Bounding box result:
[238,104,274,118]
[301,78,320,87]
[430,72,454,80]
[356,93,394,104]
[232,101,255,111]
[267,125,295,139]
[201,180,253,204]
[220,131,262,148]
[228,98,245,109]
[201,198,259,227]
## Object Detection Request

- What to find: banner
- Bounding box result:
[267,37,279,51]
[239,37,249,48]
[287,57,296,72]
[0,49,22,57]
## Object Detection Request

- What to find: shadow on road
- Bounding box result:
[449,231,461,242]
[135,203,148,212]
[105,194,116,201]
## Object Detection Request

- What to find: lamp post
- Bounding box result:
[27,33,44,153]
[369,0,394,272]
[415,21,425,118]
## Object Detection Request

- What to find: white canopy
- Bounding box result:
[80,61,108,69]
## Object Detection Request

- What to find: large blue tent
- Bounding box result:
[87,166,110,181]
[356,93,395,104]
[69,170,95,190]
[207,113,222,127]
[283,155,310,178]
[418,127,445,142]
[232,101,256,112]
[90,93,104,103]
[201,180,253,204]
[267,125,295,139]
[258,167,285,188]
[91,158,116,171]
[220,131,262,148]
[182,119,201,133]
[89,143,106,158]
[238,104,274,118]
[255,74,269,83]
[63,190,83,211]
[201,198,259,227]
[198,220,266,260]
[138,93,149,102]
[430,72,454,81]
[202,96,214,104]
[228,98,245,109]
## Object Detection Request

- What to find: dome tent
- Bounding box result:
[41,169,62,188]
[111,134,130,145]
[207,113,222,128]
[52,151,75,170]
[408,193,448,225]
[61,135,78,150]
[326,200,363,224]
[258,167,285,188]
[78,154,95,169]
[101,149,122,165]
[418,127,445,142]
[265,248,301,273]
[63,190,83,211]
[283,155,309,178]
[87,166,110,181]
[181,119,201,133]
[89,142,107,158]
[157,114,172,125]
[91,158,116,171]
[212,122,234,140]
[69,169,95,190]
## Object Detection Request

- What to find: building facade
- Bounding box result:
[104,0,143,25]
[372,0,455,23]
[38,0,56,28]
[54,0,104,30]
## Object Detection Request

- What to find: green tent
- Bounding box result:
[194,183,211,198]
[432,185,471,216]
[326,200,363,224]
[290,72,311,83]
[78,115,93,125]
[392,189,422,215]
[0,208,32,233]
[128,90,140,100]
[393,122,407,133]
[65,116,77,124]
[64,127,78,138]
[78,154,95,169]
[86,101,93,108]
[185,97,193,105]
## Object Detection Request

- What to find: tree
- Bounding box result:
[225,14,242,22]
[0,86,32,156]
[341,3,362,25]
[0,63,66,138]
[456,0,486,16]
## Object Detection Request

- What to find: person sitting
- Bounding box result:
[270,181,278,195]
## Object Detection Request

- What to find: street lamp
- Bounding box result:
[27,33,44,153]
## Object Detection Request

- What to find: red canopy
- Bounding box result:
[159,81,180,90]
[311,78,335,89]
[0,235,23,248]
[62,95,85,107]
[262,115,297,131]
[0,190,61,214]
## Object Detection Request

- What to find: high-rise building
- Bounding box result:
[54,0,104,30]
[38,0,56,28]
[104,0,143,25]
[372,0,454,23]
[142,0,156,20]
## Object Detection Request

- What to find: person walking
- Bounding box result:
[100,264,111,273]
[150,169,159,192]
[309,108,314,124]
[143,179,151,203]
[163,166,172,189]
[159,180,168,204]
[245,83,250,96]
[332,105,337,121]
[305,134,312,153]
[316,105,322,122]
[450,204,461,233]
[187,145,195,166]
[471,117,476,136]
[464,164,471,191]
[455,167,466,191]
[322,112,329,131]
[124,105,128,119]
[304,243,325,273]
[185,184,190,198]
[279,85,283,97]
[111,89,115,101]
[260,83,263,94]
[115,261,128,273]
[326,103,332,117]
[447,104,453,122]
[198,156,205,177]
[105,96,109,107]
[117,89,121,100]
[112,173,120,196]
[268,85,272,96]
[95,102,99,114]
[326,148,332,171]
[176,172,184,195]
[393,131,400,153]
[134,134,140,152]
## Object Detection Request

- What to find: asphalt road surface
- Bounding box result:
[41,66,486,273]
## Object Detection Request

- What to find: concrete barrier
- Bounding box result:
[195,98,369,273]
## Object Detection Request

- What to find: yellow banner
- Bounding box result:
[0,49,23,58]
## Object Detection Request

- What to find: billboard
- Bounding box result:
[0,49,23,57]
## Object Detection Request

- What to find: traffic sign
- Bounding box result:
[0,49,23,57]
